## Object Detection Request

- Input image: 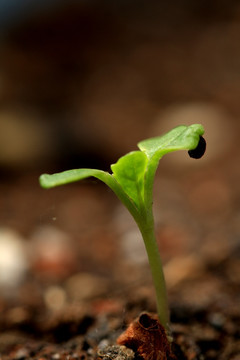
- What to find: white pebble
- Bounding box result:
[0,228,28,289]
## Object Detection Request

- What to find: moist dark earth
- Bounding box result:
[0,2,240,359]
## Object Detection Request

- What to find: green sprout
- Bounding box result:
[39,124,206,332]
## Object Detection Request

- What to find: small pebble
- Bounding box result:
[44,285,67,311]
[98,345,134,360]
[0,228,28,291]
[65,272,109,301]
[12,347,29,360]
[208,312,226,330]
[52,353,60,360]
[29,225,76,279]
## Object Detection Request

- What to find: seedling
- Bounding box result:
[39,124,206,332]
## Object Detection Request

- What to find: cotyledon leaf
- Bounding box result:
[39,169,109,189]
[39,124,205,222]
[111,151,148,211]
[138,124,205,208]
[138,124,205,159]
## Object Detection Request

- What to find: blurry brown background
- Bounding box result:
[0,0,239,322]
[1,0,240,171]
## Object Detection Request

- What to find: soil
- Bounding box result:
[0,161,239,360]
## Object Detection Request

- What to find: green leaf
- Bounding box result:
[39,169,108,189]
[138,124,204,159]
[39,124,205,225]
[138,124,205,209]
[111,151,148,211]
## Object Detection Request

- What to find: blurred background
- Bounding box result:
[0,0,240,342]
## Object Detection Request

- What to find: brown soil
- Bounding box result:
[0,165,239,360]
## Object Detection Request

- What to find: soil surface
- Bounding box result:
[0,159,239,360]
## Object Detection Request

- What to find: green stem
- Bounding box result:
[138,214,170,331]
